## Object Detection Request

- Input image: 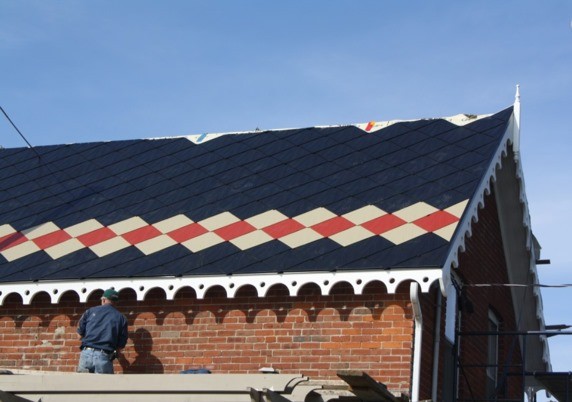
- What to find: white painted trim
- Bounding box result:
[440,109,515,294]
[410,282,423,402]
[0,268,442,305]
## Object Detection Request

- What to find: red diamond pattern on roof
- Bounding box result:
[167,223,208,243]
[77,227,116,247]
[0,232,27,252]
[362,214,407,235]
[32,230,72,249]
[122,226,162,245]
[311,216,354,237]
[413,210,459,232]
[262,219,305,239]
[0,200,467,262]
[214,221,256,241]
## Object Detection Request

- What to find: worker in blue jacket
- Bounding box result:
[77,288,128,374]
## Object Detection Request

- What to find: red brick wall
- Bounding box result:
[409,189,524,401]
[0,281,415,394]
[453,189,523,401]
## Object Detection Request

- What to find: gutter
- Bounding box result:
[431,291,442,402]
[410,282,423,402]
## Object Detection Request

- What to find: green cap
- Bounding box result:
[102,288,119,301]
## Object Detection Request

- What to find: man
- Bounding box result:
[77,288,128,374]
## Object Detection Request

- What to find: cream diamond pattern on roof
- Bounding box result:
[0,200,468,262]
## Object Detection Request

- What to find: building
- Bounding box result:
[0,90,556,401]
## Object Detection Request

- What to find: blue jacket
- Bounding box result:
[77,304,128,352]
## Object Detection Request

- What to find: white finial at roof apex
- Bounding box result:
[513,84,521,161]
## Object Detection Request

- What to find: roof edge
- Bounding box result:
[0,268,443,305]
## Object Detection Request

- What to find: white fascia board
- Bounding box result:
[0,267,442,305]
[439,110,516,295]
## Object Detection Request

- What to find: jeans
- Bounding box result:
[77,348,114,374]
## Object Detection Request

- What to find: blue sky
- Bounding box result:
[2,0,572,384]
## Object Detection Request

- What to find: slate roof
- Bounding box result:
[0,107,515,299]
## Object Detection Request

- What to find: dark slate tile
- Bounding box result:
[437,126,477,145]
[324,196,367,216]
[255,137,295,158]
[231,201,271,220]
[481,123,510,140]
[437,170,479,189]
[386,174,428,193]
[389,129,429,149]
[466,107,512,133]
[0,250,61,282]
[349,158,391,177]
[409,137,450,156]
[418,163,458,181]
[82,255,148,280]
[279,198,319,217]
[0,173,32,189]
[96,208,139,226]
[300,135,340,154]
[216,192,255,212]
[291,180,332,199]
[179,244,240,276]
[425,190,468,210]
[271,240,339,273]
[307,187,349,210]
[279,128,315,146]
[301,241,373,271]
[453,179,480,197]
[128,199,167,217]
[287,153,327,172]
[369,123,411,143]
[455,132,497,151]
[15,188,53,205]
[403,181,451,203]
[240,131,280,149]
[400,156,438,175]
[210,141,251,159]
[475,142,501,157]
[368,167,409,187]
[202,159,237,176]
[44,249,101,280]
[116,165,156,182]
[185,202,227,222]
[325,125,363,144]
[354,185,400,206]
[417,119,458,137]
[171,169,212,188]
[377,194,416,213]
[392,235,449,268]
[338,177,380,196]
[396,243,450,268]
[118,247,189,277]
[306,161,346,182]
[246,240,290,262]
[320,170,362,187]
[273,146,313,165]
[430,144,466,163]
[136,207,179,225]
[248,181,285,200]
[217,165,255,184]
[321,144,355,162]
[360,140,401,160]
[278,171,314,190]
[258,164,298,182]
[132,146,171,166]
[382,147,420,167]
[448,151,487,170]
[242,155,283,174]
[334,150,375,170]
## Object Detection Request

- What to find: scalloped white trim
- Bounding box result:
[438,104,549,367]
[0,268,442,305]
